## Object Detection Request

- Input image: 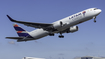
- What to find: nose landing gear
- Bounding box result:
[93,16,96,23]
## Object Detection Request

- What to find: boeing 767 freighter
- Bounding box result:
[6,8,101,42]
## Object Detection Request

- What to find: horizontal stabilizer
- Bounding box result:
[6,37,24,39]
[6,37,34,42]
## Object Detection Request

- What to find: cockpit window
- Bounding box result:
[94,8,98,10]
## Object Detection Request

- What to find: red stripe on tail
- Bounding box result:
[14,24,19,27]
[17,31,22,33]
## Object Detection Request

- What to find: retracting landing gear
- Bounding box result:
[58,32,64,38]
[93,16,96,22]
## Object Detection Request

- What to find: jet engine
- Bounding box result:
[67,26,78,33]
[53,21,63,29]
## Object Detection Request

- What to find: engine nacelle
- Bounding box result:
[68,26,78,33]
[53,21,63,29]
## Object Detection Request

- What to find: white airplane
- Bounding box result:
[22,57,45,59]
[6,8,101,42]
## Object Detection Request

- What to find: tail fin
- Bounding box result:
[13,23,33,38]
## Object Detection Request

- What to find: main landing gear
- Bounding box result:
[59,35,64,38]
[93,16,96,23]
[58,32,64,38]
[49,33,54,36]
[49,32,64,38]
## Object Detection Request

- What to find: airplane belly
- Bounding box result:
[29,29,49,39]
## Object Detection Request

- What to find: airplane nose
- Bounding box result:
[98,9,102,13]
[95,9,102,15]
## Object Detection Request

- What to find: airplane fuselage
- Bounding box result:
[29,8,101,40]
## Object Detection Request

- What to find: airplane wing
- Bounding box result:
[7,15,53,29]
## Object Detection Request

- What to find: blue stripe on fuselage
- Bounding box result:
[17,33,33,38]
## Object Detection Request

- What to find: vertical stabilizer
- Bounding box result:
[13,23,33,38]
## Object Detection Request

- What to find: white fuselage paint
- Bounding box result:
[29,8,101,40]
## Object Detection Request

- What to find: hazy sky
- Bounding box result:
[0,0,105,59]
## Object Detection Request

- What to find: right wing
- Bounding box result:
[7,15,53,29]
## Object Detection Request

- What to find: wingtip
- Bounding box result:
[6,15,9,17]
[6,15,15,22]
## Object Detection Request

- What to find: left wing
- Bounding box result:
[7,15,53,29]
